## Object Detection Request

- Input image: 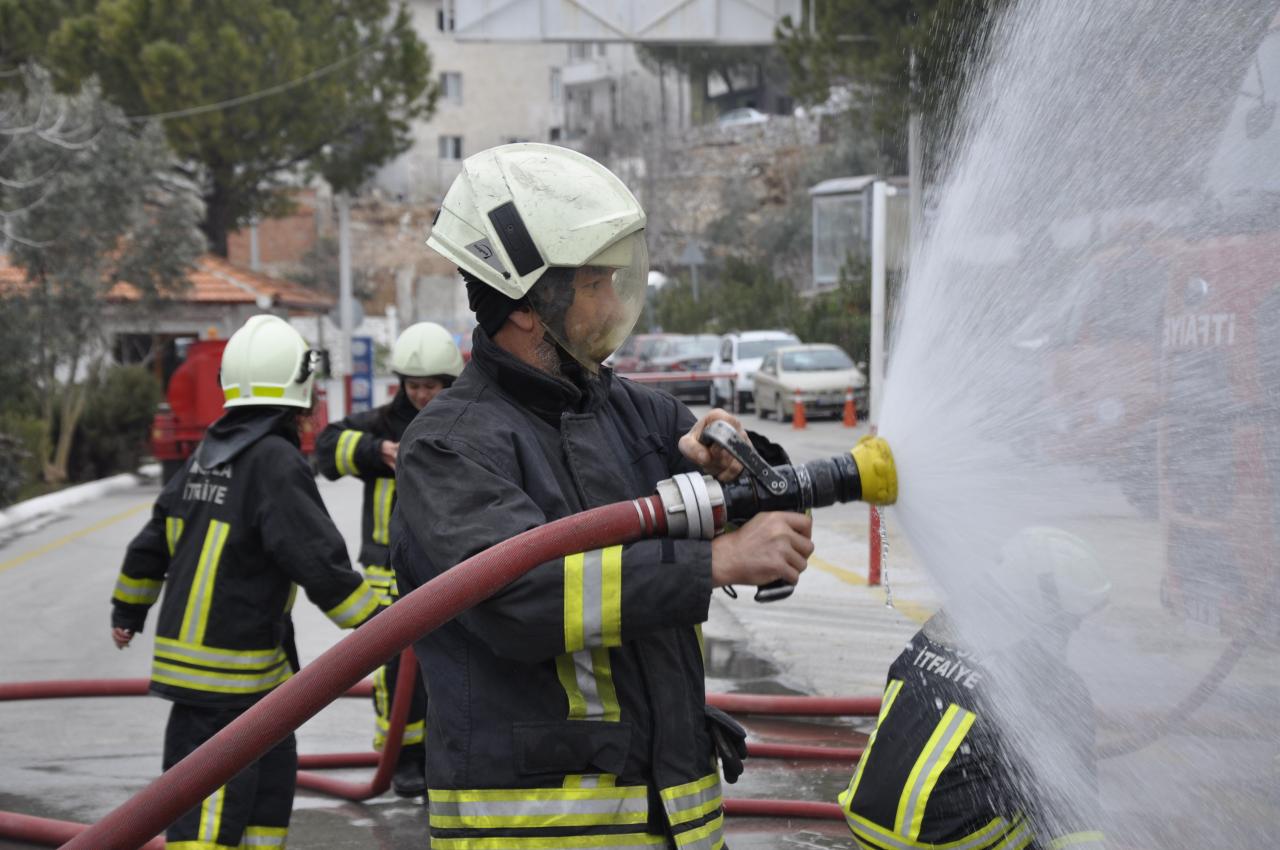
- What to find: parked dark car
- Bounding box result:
[647,334,722,402]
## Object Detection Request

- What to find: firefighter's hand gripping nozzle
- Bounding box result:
[654,421,898,603]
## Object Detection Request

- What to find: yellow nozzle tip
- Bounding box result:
[851,435,898,506]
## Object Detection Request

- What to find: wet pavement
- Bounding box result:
[0,411,927,849]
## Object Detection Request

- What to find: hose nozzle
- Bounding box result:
[850,435,897,506]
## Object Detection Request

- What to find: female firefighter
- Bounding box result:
[110,314,381,849]
[316,321,464,797]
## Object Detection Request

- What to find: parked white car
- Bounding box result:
[708,330,800,410]
[752,344,867,422]
[717,107,770,127]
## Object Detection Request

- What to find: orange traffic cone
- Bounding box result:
[842,386,858,428]
[792,388,807,430]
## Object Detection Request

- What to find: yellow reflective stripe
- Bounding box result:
[155,637,287,670]
[591,647,620,721]
[556,653,588,718]
[990,820,1033,850]
[152,660,291,695]
[673,811,725,849]
[429,785,650,831]
[661,773,722,826]
[563,552,586,652]
[335,430,362,476]
[373,666,389,719]
[165,842,238,850]
[251,385,285,398]
[372,477,395,545]
[285,582,298,613]
[428,834,666,849]
[845,812,1012,850]
[324,580,380,628]
[365,565,396,604]
[695,623,705,665]
[600,545,622,645]
[180,521,230,645]
[895,704,977,839]
[165,517,185,555]
[223,387,241,401]
[112,573,163,605]
[1049,833,1106,849]
[198,784,225,844]
[839,679,904,812]
[241,824,289,847]
[375,714,426,746]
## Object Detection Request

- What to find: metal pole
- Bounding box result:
[870,181,888,424]
[249,218,261,271]
[337,193,354,377]
[691,264,699,303]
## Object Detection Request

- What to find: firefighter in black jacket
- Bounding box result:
[316,320,464,797]
[111,314,381,850]
[839,527,1111,850]
[395,143,815,848]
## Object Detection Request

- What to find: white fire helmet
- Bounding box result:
[992,526,1111,630]
[220,315,317,409]
[426,143,648,370]
[391,322,464,379]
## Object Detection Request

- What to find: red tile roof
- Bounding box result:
[0,254,333,313]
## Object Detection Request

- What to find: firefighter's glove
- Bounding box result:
[705,705,748,784]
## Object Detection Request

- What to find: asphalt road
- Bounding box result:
[0,411,906,849]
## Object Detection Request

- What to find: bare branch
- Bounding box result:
[0,224,53,248]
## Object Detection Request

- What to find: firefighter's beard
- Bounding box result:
[532,333,565,378]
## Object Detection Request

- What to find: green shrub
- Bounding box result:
[0,415,47,507]
[68,366,162,482]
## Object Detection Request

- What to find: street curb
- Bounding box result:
[0,464,159,533]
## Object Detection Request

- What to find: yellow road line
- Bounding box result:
[809,553,935,625]
[0,501,151,575]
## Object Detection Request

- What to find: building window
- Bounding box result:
[550,68,562,103]
[569,43,591,61]
[596,42,607,57]
[440,72,462,104]
[580,89,593,117]
[437,0,455,32]
[438,135,463,160]
[549,127,562,141]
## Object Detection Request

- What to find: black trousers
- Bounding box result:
[163,701,297,848]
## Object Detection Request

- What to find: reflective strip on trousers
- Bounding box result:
[894,704,977,839]
[429,785,649,830]
[990,820,1033,850]
[372,477,395,545]
[241,824,289,847]
[179,520,231,644]
[324,580,380,628]
[844,813,1012,850]
[365,565,397,603]
[197,784,225,844]
[165,516,185,555]
[336,430,361,476]
[661,773,723,826]
[839,678,904,812]
[113,573,163,606]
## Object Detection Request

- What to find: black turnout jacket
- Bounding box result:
[392,330,726,849]
[112,408,380,709]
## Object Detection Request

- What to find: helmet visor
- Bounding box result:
[528,231,649,372]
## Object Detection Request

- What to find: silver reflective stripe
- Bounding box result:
[181,520,230,643]
[898,706,972,837]
[241,836,285,847]
[430,795,649,819]
[581,548,604,645]
[154,638,284,669]
[664,775,722,825]
[673,813,725,850]
[152,660,289,693]
[572,649,606,719]
[991,820,1033,850]
[848,815,1012,850]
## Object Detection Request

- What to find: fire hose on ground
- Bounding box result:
[5,434,897,849]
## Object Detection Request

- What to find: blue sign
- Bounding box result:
[350,335,374,413]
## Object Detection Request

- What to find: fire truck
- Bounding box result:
[150,338,328,483]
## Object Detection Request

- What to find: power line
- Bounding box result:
[126,29,397,123]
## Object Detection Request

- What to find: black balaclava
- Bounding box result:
[463,270,524,337]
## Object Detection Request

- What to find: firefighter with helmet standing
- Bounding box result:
[316,321,464,797]
[394,142,815,848]
[839,527,1110,850]
[110,314,382,849]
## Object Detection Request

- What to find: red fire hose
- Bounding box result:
[61,496,669,850]
[293,647,417,800]
[723,798,846,821]
[0,678,374,701]
[708,693,880,717]
[0,813,163,850]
